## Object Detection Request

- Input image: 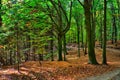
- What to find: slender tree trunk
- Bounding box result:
[6,48,8,65]
[39,54,43,61]
[10,50,12,65]
[50,28,54,61]
[102,0,107,64]
[24,38,28,62]
[117,0,120,40]
[0,0,2,27]
[74,15,81,57]
[38,54,42,65]
[13,50,16,64]
[81,25,84,49]
[112,29,114,44]
[77,24,80,57]
[100,24,103,48]
[63,34,67,61]
[84,36,87,56]
[16,24,20,72]
[27,35,31,61]
[58,34,63,61]
[33,47,36,61]
[99,11,103,48]
[114,19,117,46]
[111,3,117,45]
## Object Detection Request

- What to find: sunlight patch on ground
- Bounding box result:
[0,68,19,75]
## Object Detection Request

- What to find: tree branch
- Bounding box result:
[62,1,73,35]
[46,4,59,33]
[49,0,61,18]
[58,0,69,23]
[77,0,84,8]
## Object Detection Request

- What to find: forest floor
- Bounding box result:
[0,41,120,80]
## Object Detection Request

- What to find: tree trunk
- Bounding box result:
[39,54,43,61]
[102,0,107,64]
[16,26,20,72]
[84,0,98,64]
[77,24,80,57]
[10,51,12,65]
[116,0,120,40]
[74,14,81,57]
[50,29,54,61]
[114,18,117,45]
[111,3,117,45]
[91,12,96,48]
[58,34,63,61]
[27,35,31,61]
[63,34,67,61]
[84,36,87,56]
[81,25,84,49]
[33,47,36,61]
[0,0,2,27]
[100,17,103,48]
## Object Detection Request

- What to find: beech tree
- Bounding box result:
[78,0,98,64]
[46,0,73,61]
[102,0,107,64]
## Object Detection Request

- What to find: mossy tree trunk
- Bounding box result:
[84,0,98,64]
[78,0,98,64]
[91,2,96,48]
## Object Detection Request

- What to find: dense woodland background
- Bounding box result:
[0,0,120,68]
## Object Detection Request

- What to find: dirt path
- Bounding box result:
[77,68,120,80]
[77,48,120,80]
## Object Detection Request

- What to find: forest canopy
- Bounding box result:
[0,0,120,65]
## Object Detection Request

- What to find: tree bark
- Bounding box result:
[58,34,63,61]
[50,28,54,61]
[81,25,84,49]
[111,3,117,45]
[102,0,107,64]
[0,0,2,27]
[77,23,80,57]
[100,14,103,48]
[16,24,20,72]
[63,34,67,61]
[84,0,98,64]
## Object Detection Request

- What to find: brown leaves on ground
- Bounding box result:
[1,41,120,80]
[0,61,114,80]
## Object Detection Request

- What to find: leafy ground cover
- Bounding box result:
[0,41,120,80]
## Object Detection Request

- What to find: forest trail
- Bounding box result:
[106,48,120,68]
[77,47,120,80]
[77,68,120,80]
[0,44,120,80]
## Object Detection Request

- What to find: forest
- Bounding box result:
[0,0,120,80]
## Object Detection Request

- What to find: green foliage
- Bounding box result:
[0,0,120,63]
